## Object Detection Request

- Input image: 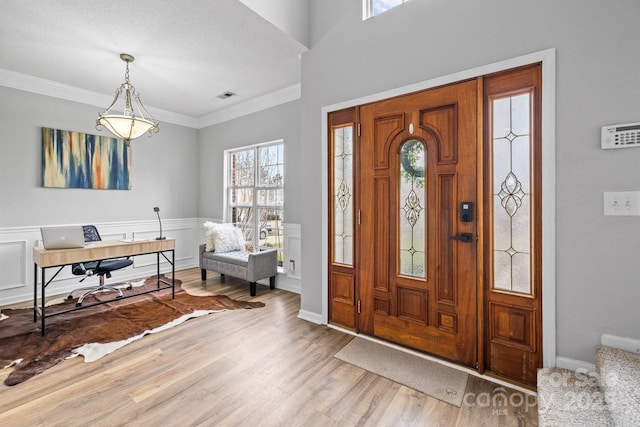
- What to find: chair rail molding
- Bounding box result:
[0,218,201,307]
[1,218,302,306]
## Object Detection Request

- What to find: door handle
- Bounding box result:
[449,233,473,243]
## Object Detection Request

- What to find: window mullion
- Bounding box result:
[225,141,284,266]
[252,146,259,250]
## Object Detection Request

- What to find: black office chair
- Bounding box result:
[67,225,133,307]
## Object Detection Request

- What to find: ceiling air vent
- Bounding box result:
[217,91,236,100]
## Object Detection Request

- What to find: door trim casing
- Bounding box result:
[319,48,556,368]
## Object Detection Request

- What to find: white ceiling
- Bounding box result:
[0,0,308,128]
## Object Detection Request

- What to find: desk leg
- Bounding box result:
[33,263,37,322]
[172,249,175,299]
[157,252,161,289]
[41,267,46,335]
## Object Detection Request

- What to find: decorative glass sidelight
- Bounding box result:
[492,93,532,294]
[399,140,425,277]
[333,125,354,265]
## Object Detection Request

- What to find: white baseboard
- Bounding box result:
[601,333,640,354]
[272,274,301,294]
[555,356,596,374]
[542,334,640,375]
[298,309,322,324]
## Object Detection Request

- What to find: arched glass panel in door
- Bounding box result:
[399,140,425,278]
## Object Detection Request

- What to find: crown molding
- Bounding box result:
[0,68,301,130]
[0,68,199,128]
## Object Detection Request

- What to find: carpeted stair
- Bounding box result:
[537,345,640,426]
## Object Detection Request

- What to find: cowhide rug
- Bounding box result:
[0,275,264,386]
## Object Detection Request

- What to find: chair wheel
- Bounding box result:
[75,302,82,307]
[126,284,132,290]
[67,295,74,300]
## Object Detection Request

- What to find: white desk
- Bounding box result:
[33,238,176,335]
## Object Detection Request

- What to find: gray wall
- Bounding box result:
[2,0,639,365]
[198,100,301,223]
[301,0,640,363]
[0,86,199,227]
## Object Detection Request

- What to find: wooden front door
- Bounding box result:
[328,65,543,386]
[358,80,478,367]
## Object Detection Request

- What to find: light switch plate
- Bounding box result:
[603,191,640,216]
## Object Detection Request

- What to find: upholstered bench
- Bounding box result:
[199,222,277,296]
[199,244,277,296]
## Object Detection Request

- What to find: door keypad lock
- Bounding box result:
[460,202,473,222]
[450,202,474,242]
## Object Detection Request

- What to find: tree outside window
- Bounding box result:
[227,141,284,266]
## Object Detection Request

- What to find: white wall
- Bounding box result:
[239,0,310,48]
[198,99,302,224]
[0,85,202,305]
[0,86,302,304]
[300,0,640,364]
[3,0,640,366]
[197,99,303,292]
[0,86,200,227]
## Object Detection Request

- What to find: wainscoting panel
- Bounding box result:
[0,239,27,291]
[0,219,203,306]
[283,223,301,280]
[0,218,302,306]
[131,226,195,269]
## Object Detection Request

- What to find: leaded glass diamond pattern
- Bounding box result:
[492,94,532,294]
[333,125,353,265]
[337,180,351,211]
[399,140,425,278]
[498,171,525,217]
[403,189,422,227]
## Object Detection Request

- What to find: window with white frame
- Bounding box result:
[363,0,409,19]
[226,141,284,266]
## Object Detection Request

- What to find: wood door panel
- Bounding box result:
[397,286,428,324]
[483,64,542,387]
[328,107,358,331]
[420,105,457,164]
[437,311,458,333]
[374,176,390,292]
[374,313,459,361]
[489,302,536,351]
[360,80,478,368]
[373,114,405,170]
[374,297,389,315]
[489,343,538,386]
[331,271,355,305]
[437,173,456,304]
[329,271,356,328]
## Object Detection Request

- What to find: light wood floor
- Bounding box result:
[0,268,538,426]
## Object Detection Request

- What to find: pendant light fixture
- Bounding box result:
[96,53,159,144]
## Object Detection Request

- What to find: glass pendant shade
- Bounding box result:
[97,54,158,143]
[98,115,156,140]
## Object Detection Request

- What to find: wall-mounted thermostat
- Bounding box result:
[601,122,640,149]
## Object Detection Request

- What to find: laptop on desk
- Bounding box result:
[40,226,86,249]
